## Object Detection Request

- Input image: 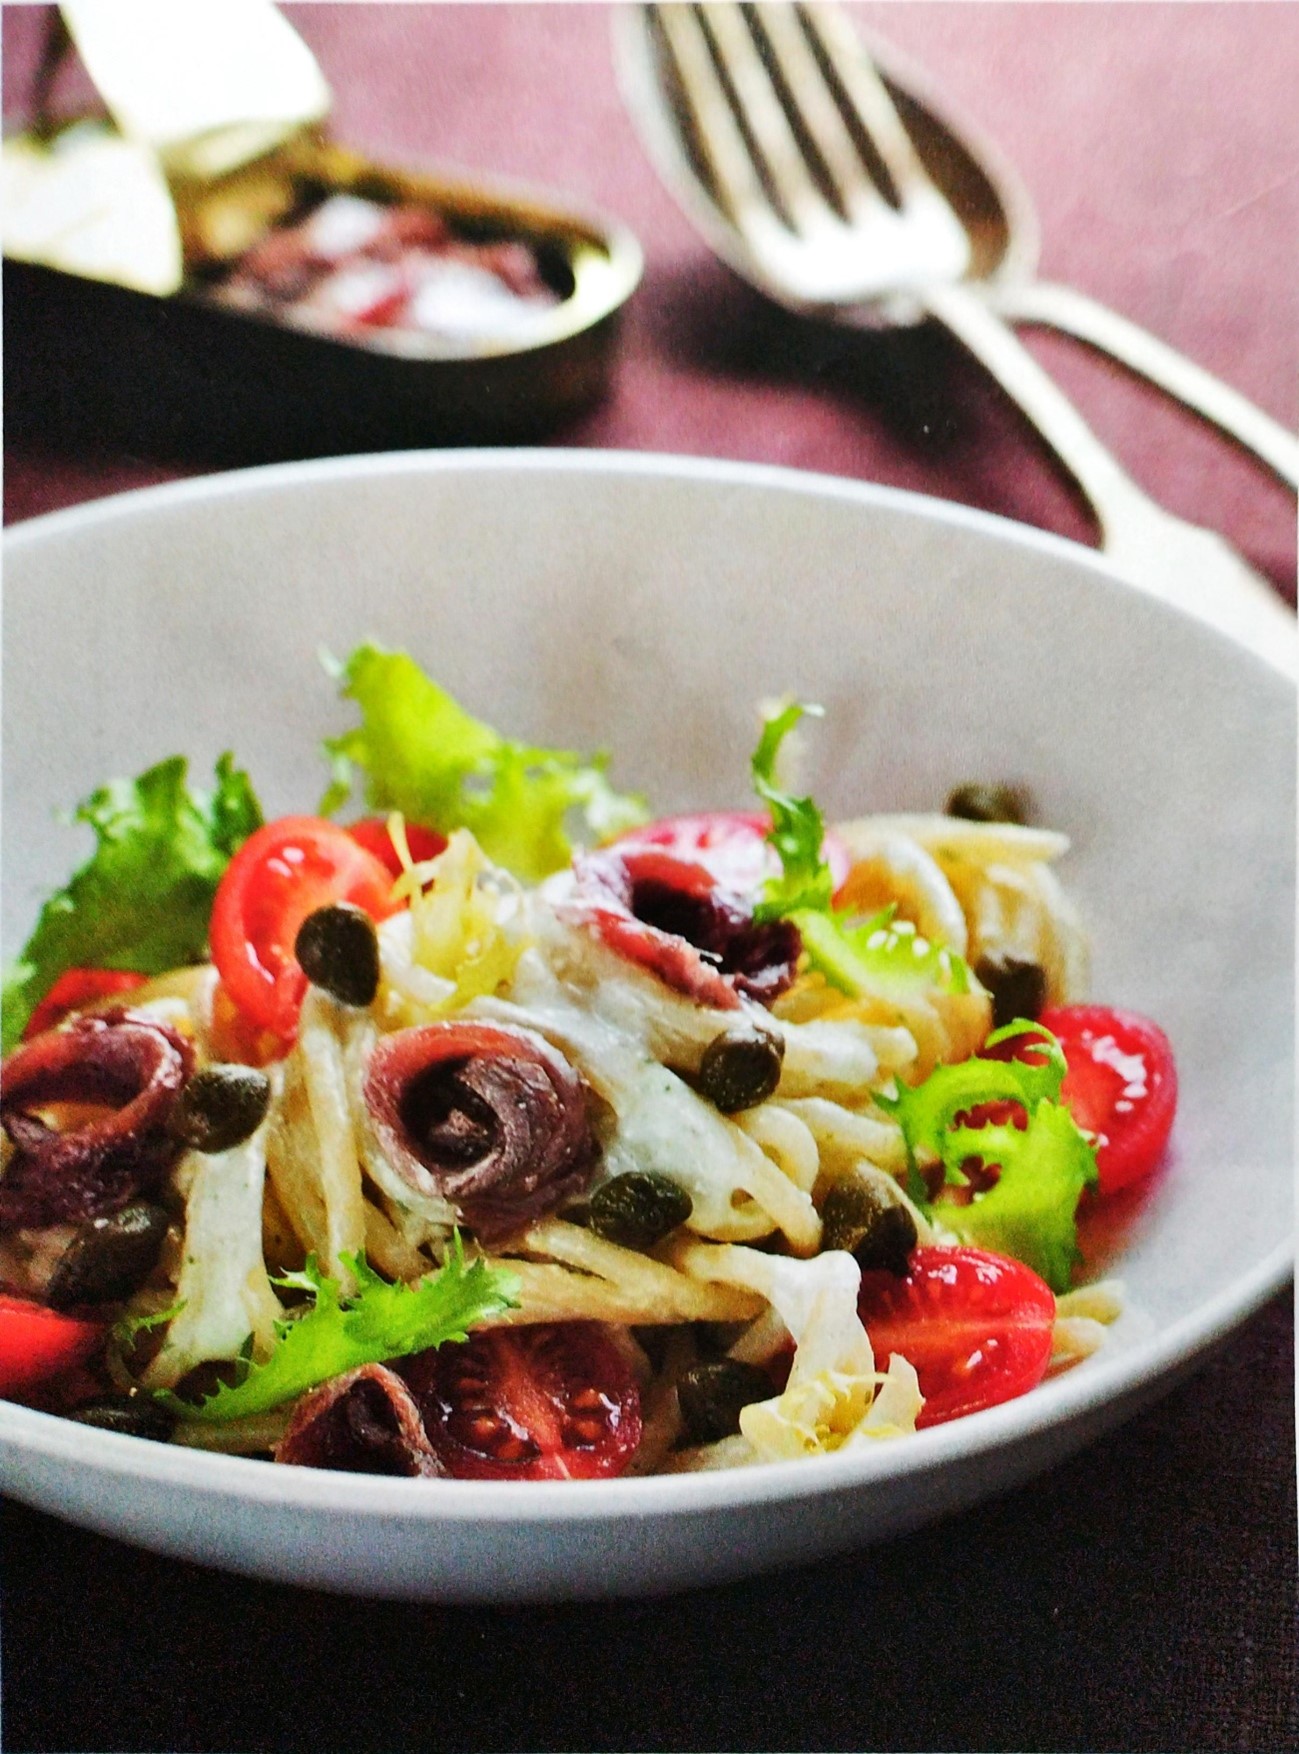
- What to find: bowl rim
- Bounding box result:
[2,446,1293,1529]
[5,444,1101,552]
[6,447,1293,681]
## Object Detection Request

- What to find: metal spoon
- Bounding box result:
[614,3,1294,668]
[615,3,1298,492]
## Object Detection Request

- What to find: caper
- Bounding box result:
[294,902,381,1008]
[975,953,1048,1029]
[45,1202,171,1309]
[68,1396,175,1443]
[821,1174,917,1276]
[588,1172,693,1251]
[945,782,1031,825]
[696,1026,785,1113]
[677,1360,775,1445]
[168,1064,272,1153]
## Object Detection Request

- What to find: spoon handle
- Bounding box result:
[920,282,1295,672]
[989,279,1299,492]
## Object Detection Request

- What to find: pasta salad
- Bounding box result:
[0,646,1176,1479]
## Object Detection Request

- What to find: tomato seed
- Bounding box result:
[565,1416,608,1447]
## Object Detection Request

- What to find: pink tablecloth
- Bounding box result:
[3,8,1295,1751]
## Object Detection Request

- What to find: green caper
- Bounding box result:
[677,1360,775,1445]
[821,1174,917,1276]
[696,1026,785,1113]
[588,1172,693,1251]
[975,953,1048,1029]
[945,782,1031,825]
[168,1064,272,1153]
[294,901,381,1008]
[68,1396,176,1443]
[45,1202,171,1309]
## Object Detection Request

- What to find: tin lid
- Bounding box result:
[58,0,331,182]
[2,122,183,294]
[2,1,331,293]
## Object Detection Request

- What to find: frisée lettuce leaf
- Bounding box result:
[751,700,835,919]
[162,1241,519,1424]
[878,1023,1100,1291]
[750,702,970,998]
[2,754,262,1052]
[932,1100,1100,1292]
[880,1020,1069,1152]
[320,643,647,881]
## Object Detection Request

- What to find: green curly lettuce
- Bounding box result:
[161,1243,519,1424]
[320,643,647,881]
[750,702,970,998]
[2,754,263,1052]
[878,1023,1099,1291]
[112,1301,186,1347]
[751,700,836,919]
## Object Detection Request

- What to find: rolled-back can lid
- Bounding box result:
[58,0,331,182]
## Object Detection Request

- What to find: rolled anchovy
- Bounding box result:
[1,1010,195,1228]
[567,847,801,1008]
[273,1364,442,1477]
[364,1020,600,1244]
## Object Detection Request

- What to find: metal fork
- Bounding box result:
[630,3,1294,668]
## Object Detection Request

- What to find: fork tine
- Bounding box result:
[697,2,829,231]
[798,3,939,204]
[655,4,774,230]
[641,0,967,299]
[748,4,874,218]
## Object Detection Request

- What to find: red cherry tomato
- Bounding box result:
[857,1246,1056,1428]
[209,817,402,1041]
[0,1294,106,1396]
[1038,1005,1177,1195]
[403,1321,642,1480]
[345,817,448,879]
[23,969,148,1040]
[615,810,852,898]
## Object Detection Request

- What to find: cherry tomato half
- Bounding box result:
[402,1321,642,1480]
[615,810,852,899]
[210,817,401,1042]
[346,817,448,880]
[1038,1005,1178,1195]
[23,969,148,1041]
[0,1294,106,1396]
[858,1246,1056,1428]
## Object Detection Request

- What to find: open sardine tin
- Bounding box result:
[3,1,642,453]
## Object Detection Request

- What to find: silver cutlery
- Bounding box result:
[615,2,1295,664]
[621,2,1297,490]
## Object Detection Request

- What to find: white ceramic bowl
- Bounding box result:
[2,451,1293,1600]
